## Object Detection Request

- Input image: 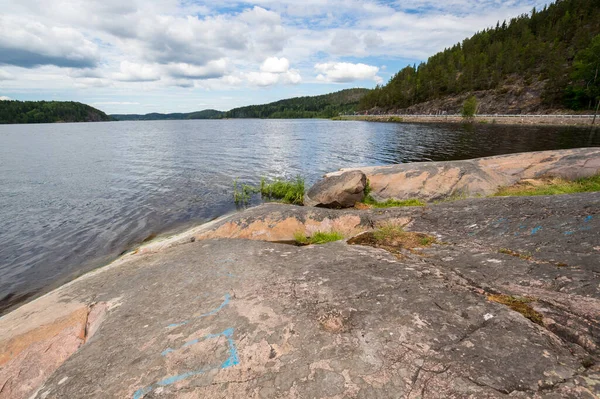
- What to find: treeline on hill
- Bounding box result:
[111,109,223,121]
[224,88,370,118]
[359,0,600,112]
[0,101,113,124]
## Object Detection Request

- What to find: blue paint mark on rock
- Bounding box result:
[167,293,231,329]
[135,328,240,398]
[531,226,542,235]
[161,348,175,356]
[585,215,593,222]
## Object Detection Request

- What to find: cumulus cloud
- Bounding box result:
[246,57,301,86]
[315,62,381,83]
[0,0,546,110]
[113,61,161,82]
[260,57,290,73]
[0,96,12,101]
[0,16,98,68]
[167,59,229,80]
[93,101,140,105]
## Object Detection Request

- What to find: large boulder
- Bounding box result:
[304,170,367,208]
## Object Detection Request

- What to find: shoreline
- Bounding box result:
[338,114,598,126]
[1,148,599,398]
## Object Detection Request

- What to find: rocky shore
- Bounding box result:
[1,149,599,399]
[340,115,598,127]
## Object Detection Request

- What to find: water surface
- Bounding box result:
[1,119,598,313]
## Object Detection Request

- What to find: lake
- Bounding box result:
[0,119,598,314]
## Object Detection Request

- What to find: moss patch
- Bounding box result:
[348,224,435,257]
[294,231,344,245]
[498,248,533,261]
[487,294,543,325]
[494,175,600,197]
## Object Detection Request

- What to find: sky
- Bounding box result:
[0,0,549,114]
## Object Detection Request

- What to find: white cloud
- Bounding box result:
[246,71,280,87]
[113,61,161,82]
[0,70,13,80]
[0,15,99,68]
[260,57,290,73]
[0,96,12,101]
[167,59,229,80]
[93,101,140,105]
[0,0,547,111]
[315,62,381,83]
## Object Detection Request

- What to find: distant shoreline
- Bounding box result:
[337,114,598,127]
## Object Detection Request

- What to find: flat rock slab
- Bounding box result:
[324,148,600,201]
[1,193,599,398]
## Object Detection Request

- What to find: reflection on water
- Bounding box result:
[0,119,598,313]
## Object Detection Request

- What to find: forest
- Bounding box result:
[358,0,600,112]
[224,88,370,118]
[0,101,112,124]
[111,109,223,121]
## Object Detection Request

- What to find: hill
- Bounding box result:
[0,101,113,124]
[224,88,370,118]
[111,109,223,121]
[358,0,600,114]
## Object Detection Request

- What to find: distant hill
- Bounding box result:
[111,109,224,121]
[111,89,371,121]
[359,0,600,114]
[0,100,113,124]
[224,88,370,118]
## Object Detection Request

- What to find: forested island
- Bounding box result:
[0,101,112,124]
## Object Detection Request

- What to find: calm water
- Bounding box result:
[0,119,598,313]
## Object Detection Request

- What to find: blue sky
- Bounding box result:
[0,0,549,114]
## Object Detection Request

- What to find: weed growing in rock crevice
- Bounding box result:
[294,231,344,245]
[348,224,435,257]
[494,174,600,197]
[487,294,543,325]
[360,179,425,208]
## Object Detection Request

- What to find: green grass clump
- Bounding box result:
[294,231,344,245]
[233,179,259,205]
[260,176,305,205]
[494,175,600,197]
[363,195,425,208]
[361,178,425,208]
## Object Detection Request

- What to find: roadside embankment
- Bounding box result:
[1,149,599,399]
[339,114,598,126]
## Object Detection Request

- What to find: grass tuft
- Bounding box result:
[487,294,543,325]
[294,231,344,245]
[260,176,305,205]
[233,179,259,205]
[494,175,600,197]
[498,248,533,261]
[364,197,426,208]
[360,178,425,208]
